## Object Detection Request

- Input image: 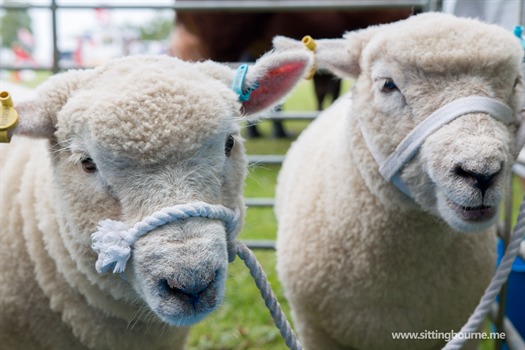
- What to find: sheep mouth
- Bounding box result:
[447,199,497,222]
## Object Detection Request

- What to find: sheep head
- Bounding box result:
[275,12,524,233]
[10,52,310,326]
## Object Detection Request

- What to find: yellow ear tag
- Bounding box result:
[0,91,18,143]
[302,35,317,80]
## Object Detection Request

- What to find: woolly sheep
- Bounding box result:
[0,52,311,349]
[274,13,524,350]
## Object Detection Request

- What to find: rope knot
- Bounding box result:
[91,219,133,274]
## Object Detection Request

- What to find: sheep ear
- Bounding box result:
[314,26,385,79]
[237,50,312,116]
[272,36,305,51]
[309,38,358,79]
[273,27,383,80]
[10,70,89,140]
[333,26,383,78]
[1,86,53,139]
[272,35,361,80]
[11,100,55,139]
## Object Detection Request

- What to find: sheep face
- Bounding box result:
[281,13,524,233]
[360,60,522,233]
[53,61,245,327]
[12,54,310,326]
[357,15,524,233]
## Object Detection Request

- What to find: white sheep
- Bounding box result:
[0,52,311,349]
[274,13,524,350]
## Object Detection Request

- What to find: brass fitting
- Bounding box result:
[0,91,19,143]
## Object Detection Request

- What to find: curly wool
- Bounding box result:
[56,57,240,165]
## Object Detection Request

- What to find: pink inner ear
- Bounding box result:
[242,61,307,115]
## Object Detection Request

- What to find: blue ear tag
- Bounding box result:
[514,26,524,50]
[232,64,259,102]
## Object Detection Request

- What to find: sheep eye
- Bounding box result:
[81,157,97,173]
[380,78,398,92]
[225,135,235,157]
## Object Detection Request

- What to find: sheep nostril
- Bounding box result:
[453,165,500,196]
[160,278,212,304]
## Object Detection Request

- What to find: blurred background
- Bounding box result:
[0,0,174,82]
[0,1,523,349]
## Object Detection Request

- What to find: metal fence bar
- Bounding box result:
[246,198,275,207]
[1,1,428,11]
[497,225,525,265]
[261,111,318,121]
[490,303,525,350]
[50,0,60,73]
[240,240,276,250]
[248,155,286,165]
[0,1,427,73]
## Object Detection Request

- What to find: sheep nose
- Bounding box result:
[161,277,214,304]
[453,165,501,197]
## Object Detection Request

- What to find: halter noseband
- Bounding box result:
[360,96,516,198]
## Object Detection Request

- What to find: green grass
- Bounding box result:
[188,251,289,350]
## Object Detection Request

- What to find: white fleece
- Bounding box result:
[275,12,524,350]
[0,51,312,349]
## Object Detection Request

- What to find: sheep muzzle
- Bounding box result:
[361,96,515,199]
[91,202,239,274]
[90,202,239,326]
[133,219,229,326]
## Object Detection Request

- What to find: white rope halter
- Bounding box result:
[91,202,240,274]
[360,96,516,198]
[91,202,303,349]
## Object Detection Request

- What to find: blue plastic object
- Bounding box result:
[514,26,524,49]
[497,239,525,349]
[231,64,259,102]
